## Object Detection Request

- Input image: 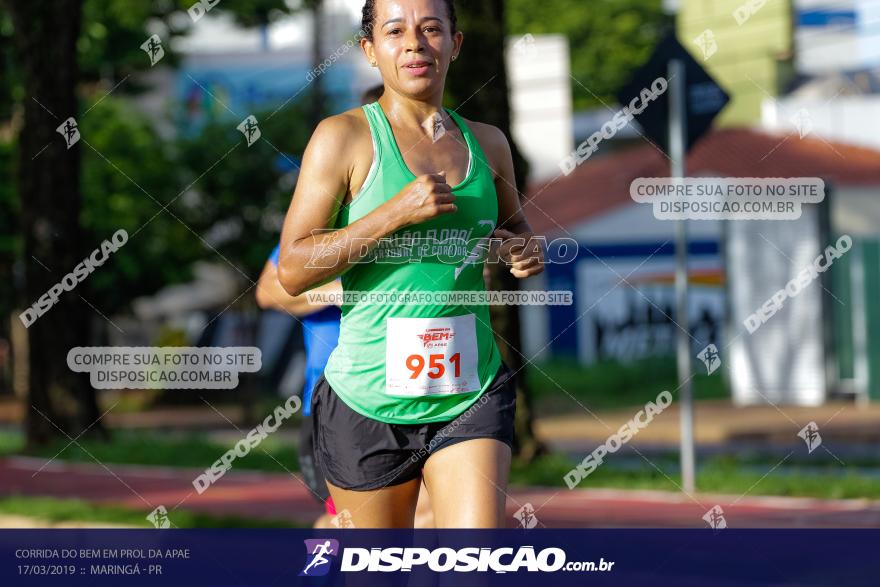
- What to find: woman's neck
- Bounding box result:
[378,90,450,131]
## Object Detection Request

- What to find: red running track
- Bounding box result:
[2,457,879,528]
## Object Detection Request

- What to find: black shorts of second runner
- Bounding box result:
[297,414,331,503]
[311,363,517,491]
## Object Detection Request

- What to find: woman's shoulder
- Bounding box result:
[456,117,512,165]
[313,105,371,143]
[306,107,373,178]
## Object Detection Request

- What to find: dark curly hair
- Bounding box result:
[361,0,457,42]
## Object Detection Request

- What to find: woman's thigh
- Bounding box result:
[421,438,511,528]
[325,477,421,529]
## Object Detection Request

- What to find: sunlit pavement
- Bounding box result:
[2,457,878,529]
[536,400,880,445]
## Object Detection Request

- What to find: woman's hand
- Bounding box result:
[492,228,544,278]
[389,173,457,227]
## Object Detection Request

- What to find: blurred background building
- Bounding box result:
[518,0,880,406]
[4,0,880,531]
[121,0,880,407]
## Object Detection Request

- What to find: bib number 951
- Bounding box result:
[406,353,461,379]
[386,315,480,396]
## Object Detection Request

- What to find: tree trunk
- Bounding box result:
[446,0,546,462]
[309,0,324,128]
[5,0,106,448]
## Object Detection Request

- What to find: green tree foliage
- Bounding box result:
[0,10,17,121]
[76,96,312,317]
[0,0,307,445]
[78,98,200,316]
[173,101,315,276]
[507,0,670,109]
[77,0,293,83]
[0,0,310,321]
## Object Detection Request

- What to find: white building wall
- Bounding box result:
[795,0,880,74]
[567,201,723,243]
[505,35,574,182]
[762,96,880,151]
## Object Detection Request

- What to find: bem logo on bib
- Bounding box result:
[416,328,454,349]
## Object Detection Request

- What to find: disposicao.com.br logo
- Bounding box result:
[300,540,614,575]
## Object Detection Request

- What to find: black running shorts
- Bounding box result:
[297,413,331,502]
[311,363,517,491]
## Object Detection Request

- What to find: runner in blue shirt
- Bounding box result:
[257,244,341,528]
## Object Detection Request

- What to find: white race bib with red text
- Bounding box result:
[385,314,480,397]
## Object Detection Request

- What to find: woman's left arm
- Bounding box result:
[481,124,544,279]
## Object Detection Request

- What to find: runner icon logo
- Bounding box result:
[702,505,727,531]
[140,34,165,66]
[798,422,822,454]
[146,505,171,529]
[514,503,539,529]
[237,115,261,147]
[791,108,813,139]
[331,509,356,529]
[422,112,445,143]
[696,344,721,375]
[693,29,717,60]
[300,539,340,577]
[56,117,80,149]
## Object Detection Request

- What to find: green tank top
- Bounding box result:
[322,101,502,424]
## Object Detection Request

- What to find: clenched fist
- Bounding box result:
[493,228,545,278]
[390,173,457,227]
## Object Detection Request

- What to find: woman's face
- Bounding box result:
[362,0,462,99]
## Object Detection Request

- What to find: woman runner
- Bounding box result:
[278,0,543,528]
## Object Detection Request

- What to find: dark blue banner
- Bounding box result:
[1,529,876,586]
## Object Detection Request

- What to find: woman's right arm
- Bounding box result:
[256,259,342,316]
[277,114,457,296]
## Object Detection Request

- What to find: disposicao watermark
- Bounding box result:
[564,390,673,489]
[57,117,80,149]
[140,34,165,66]
[188,0,222,23]
[696,344,721,375]
[409,393,491,464]
[560,76,668,175]
[306,290,573,306]
[514,503,539,529]
[303,231,577,268]
[630,177,825,220]
[237,115,261,146]
[693,29,718,60]
[798,421,822,454]
[193,393,302,494]
[306,30,366,83]
[733,0,768,25]
[146,506,171,529]
[703,505,727,530]
[67,346,261,390]
[20,229,128,328]
[744,235,851,334]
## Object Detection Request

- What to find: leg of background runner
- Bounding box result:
[325,477,421,528]
[422,439,511,528]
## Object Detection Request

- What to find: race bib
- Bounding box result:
[385,314,481,397]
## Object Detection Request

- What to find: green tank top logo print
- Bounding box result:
[323,102,502,424]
